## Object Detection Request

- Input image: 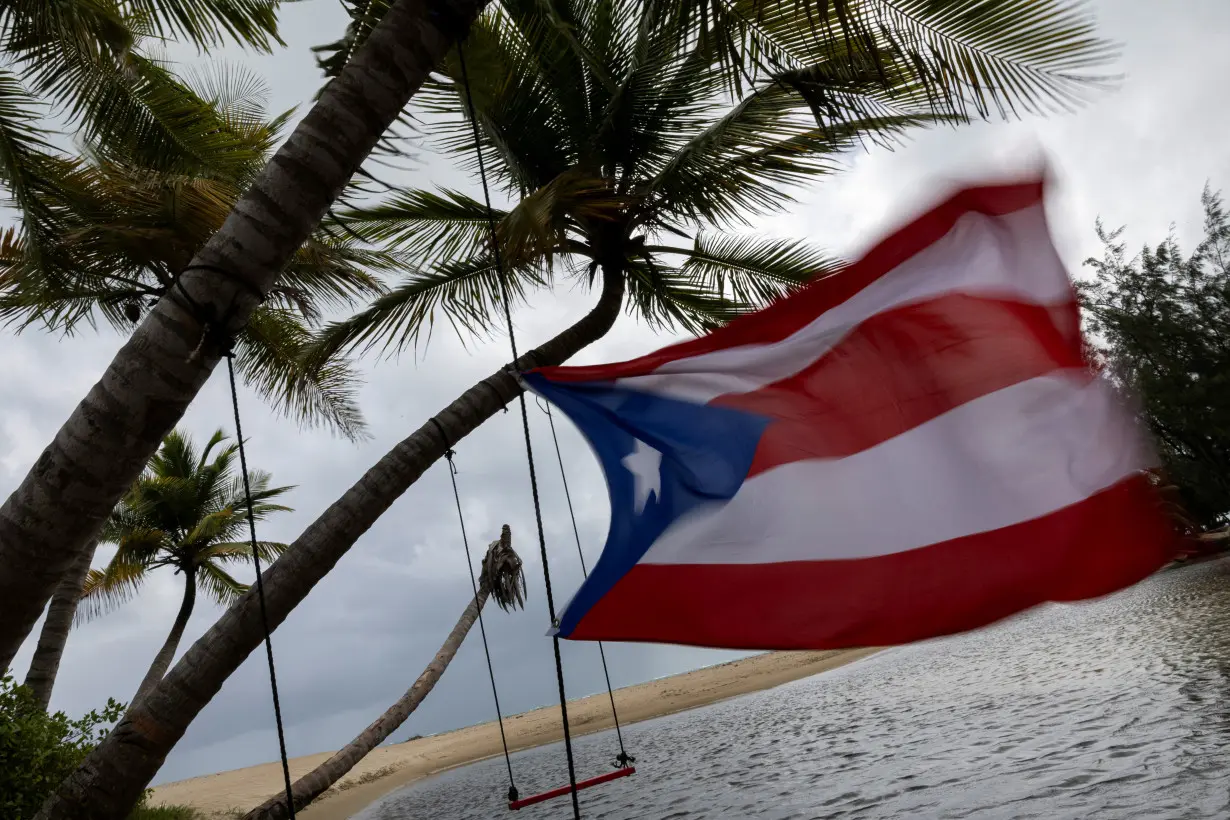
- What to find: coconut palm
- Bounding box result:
[24,3,1117,817]
[244,525,525,820]
[0,1,286,249]
[0,63,389,441]
[0,2,489,717]
[21,542,96,710]
[85,427,293,702]
[6,65,388,710]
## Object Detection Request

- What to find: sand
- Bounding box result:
[150,647,880,820]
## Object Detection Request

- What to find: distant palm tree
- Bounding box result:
[81,428,293,702]
[243,525,526,820]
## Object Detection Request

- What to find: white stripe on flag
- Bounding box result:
[639,372,1152,566]
[618,205,1072,405]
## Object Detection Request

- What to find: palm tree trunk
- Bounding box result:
[22,541,97,709]
[0,0,492,676]
[35,271,624,820]
[132,567,197,704]
[244,580,493,820]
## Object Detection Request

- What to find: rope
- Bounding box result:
[225,351,297,819]
[440,442,520,803]
[457,41,582,819]
[535,398,635,769]
[164,260,294,816]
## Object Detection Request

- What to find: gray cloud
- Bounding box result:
[5,0,1229,788]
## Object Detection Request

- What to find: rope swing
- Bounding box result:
[439,442,520,803]
[455,40,636,816]
[167,268,298,819]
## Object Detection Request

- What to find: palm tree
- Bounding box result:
[0,1,286,255]
[6,64,388,710]
[243,525,526,820]
[87,428,293,702]
[27,3,1115,818]
[0,0,491,713]
[21,542,96,710]
[0,64,390,441]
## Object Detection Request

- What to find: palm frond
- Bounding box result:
[278,235,392,322]
[641,77,945,225]
[621,256,747,335]
[718,0,1116,119]
[233,305,371,442]
[122,0,284,53]
[195,560,248,607]
[197,539,289,565]
[480,524,526,612]
[306,253,548,362]
[77,545,156,623]
[30,48,268,181]
[655,233,843,306]
[312,0,390,79]
[334,188,504,268]
[0,68,63,238]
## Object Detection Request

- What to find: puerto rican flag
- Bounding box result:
[522,180,1178,650]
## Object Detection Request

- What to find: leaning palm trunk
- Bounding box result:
[35,272,623,820]
[22,541,97,708]
[0,0,492,676]
[243,526,519,820]
[132,568,197,703]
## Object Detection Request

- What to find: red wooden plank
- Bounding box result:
[508,767,636,810]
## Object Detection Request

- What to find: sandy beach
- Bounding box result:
[150,647,879,820]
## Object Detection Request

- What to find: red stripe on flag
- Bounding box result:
[533,180,1045,384]
[566,476,1177,650]
[708,294,1085,476]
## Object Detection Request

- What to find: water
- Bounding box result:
[358,560,1230,819]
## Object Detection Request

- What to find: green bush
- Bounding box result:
[0,673,123,819]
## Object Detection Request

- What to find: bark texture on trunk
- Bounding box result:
[0,0,492,676]
[35,273,623,820]
[132,568,197,704]
[244,583,493,820]
[23,541,97,709]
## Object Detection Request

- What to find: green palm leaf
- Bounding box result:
[234,305,370,442]
[78,539,159,623]
[195,561,248,607]
[308,254,547,361]
[654,233,843,306]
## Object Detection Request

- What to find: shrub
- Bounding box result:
[0,673,123,819]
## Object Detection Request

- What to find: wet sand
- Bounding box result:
[150,648,879,819]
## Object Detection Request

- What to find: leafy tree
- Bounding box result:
[1081,187,1230,532]
[0,674,123,820]
[82,428,293,702]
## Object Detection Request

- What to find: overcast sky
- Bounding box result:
[5,0,1230,787]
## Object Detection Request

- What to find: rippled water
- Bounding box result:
[358,560,1230,819]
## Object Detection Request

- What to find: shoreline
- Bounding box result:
[150,647,881,820]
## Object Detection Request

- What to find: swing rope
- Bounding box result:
[535,398,634,769]
[456,41,582,819]
[166,268,297,819]
[226,353,298,819]
[440,444,520,803]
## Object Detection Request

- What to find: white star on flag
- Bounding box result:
[621,437,662,514]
